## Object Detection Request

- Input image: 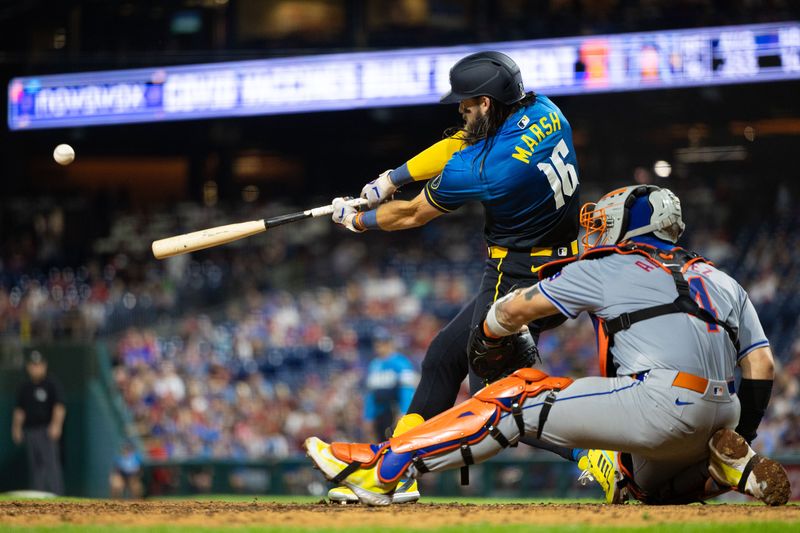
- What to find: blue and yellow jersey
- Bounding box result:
[423,95,580,250]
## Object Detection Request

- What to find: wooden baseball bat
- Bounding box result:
[151,197,368,259]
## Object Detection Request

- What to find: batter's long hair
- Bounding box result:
[444,91,537,176]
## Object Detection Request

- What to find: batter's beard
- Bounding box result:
[462,113,490,145]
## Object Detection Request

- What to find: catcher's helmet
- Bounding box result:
[580,185,685,249]
[440,51,526,105]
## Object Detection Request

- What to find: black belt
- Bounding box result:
[487,240,579,260]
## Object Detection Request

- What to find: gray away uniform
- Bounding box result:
[420,250,769,501]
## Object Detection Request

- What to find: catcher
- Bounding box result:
[307,185,790,506]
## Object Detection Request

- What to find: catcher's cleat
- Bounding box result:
[327,413,424,504]
[327,479,419,504]
[577,449,623,504]
[304,437,396,506]
[327,485,358,504]
[708,429,790,506]
[391,479,420,503]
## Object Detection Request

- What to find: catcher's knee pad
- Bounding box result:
[475,368,573,404]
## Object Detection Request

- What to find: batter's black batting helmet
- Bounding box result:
[440,51,526,105]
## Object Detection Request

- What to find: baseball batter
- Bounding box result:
[306,185,790,506]
[328,50,584,502]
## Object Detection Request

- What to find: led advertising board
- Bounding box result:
[8,22,800,130]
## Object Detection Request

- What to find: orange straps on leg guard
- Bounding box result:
[475,367,573,442]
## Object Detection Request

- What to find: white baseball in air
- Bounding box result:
[53,144,75,165]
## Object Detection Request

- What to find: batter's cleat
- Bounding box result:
[577,449,623,504]
[708,429,790,506]
[327,479,419,504]
[394,413,425,436]
[304,437,396,506]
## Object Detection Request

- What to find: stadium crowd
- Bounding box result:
[1,185,799,462]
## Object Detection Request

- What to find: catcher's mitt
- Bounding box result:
[468,321,540,383]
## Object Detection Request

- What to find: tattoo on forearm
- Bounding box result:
[495,301,514,330]
[524,285,540,301]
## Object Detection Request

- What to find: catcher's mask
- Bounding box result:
[580,185,685,249]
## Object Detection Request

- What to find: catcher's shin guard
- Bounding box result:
[321,368,573,485]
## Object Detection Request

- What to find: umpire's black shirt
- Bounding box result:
[16,377,64,428]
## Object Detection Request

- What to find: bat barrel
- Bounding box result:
[152,220,266,259]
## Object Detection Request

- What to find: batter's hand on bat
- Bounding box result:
[361,169,398,208]
[332,197,365,233]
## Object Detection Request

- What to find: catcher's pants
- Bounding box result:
[418,369,739,498]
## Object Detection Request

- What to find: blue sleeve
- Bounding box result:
[363,391,376,421]
[390,163,413,186]
[398,385,415,415]
[423,155,484,213]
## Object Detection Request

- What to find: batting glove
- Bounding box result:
[361,169,398,208]
[331,197,365,233]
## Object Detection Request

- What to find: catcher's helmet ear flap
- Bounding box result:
[440,51,526,105]
[580,185,685,249]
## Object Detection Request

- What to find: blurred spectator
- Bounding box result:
[11,350,66,495]
[109,441,144,499]
[187,466,214,494]
[143,436,179,496]
[363,327,418,440]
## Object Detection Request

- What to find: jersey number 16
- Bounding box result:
[537,139,579,209]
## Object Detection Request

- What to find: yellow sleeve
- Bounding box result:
[405,133,467,181]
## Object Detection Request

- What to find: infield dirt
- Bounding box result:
[1,500,799,529]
